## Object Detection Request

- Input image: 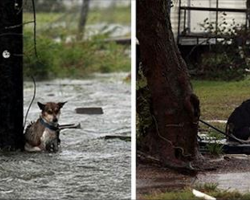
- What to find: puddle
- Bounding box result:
[197,172,250,192]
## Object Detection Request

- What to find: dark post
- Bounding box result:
[0,0,24,150]
[78,0,90,35]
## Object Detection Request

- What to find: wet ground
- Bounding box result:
[0,73,131,199]
[196,155,250,193]
[136,164,195,197]
[137,155,250,198]
[197,172,250,192]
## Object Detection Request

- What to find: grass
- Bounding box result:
[142,183,250,200]
[137,76,250,120]
[192,78,250,120]
[23,30,130,79]
[192,78,250,152]
[23,5,131,31]
[206,143,224,156]
[87,6,131,25]
[24,12,61,25]
[22,6,131,79]
[137,76,250,137]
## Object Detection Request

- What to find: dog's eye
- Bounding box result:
[47,110,53,114]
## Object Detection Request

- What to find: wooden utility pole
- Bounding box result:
[0,0,24,150]
[78,0,90,36]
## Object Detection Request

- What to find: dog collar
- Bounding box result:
[39,118,59,131]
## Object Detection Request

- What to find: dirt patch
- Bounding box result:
[137,155,250,199]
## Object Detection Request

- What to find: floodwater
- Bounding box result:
[0,73,131,199]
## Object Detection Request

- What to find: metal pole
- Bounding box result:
[0,0,24,150]
[215,0,219,44]
[177,0,182,44]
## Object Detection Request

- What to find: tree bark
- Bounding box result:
[137,0,200,168]
[78,0,90,36]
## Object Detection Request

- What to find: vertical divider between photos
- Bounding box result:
[131,0,136,199]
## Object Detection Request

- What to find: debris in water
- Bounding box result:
[192,189,216,200]
[75,107,103,114]
[104,135,131,142]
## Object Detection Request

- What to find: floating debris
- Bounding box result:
[75,107,103,114]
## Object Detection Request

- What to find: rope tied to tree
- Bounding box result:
[165,121,199,128]
[152,115,193,159]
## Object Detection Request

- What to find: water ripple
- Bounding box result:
[2,74,131,199]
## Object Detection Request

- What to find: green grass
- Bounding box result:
[142,189,250,200]
[142,190,201,200]
[192,78,250,136]
[22,6,131,79]
[137,77,250,120]
[142,183,250,200]
[87,6,131,25]
[23,5,131,31]
[206,143,224,156]
[24,12,61,25]
[137,77,250,134]
[192,78,250,120]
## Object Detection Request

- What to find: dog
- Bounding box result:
[226,99,250,141]
[24,101,66,152]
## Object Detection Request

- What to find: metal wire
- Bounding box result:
[23,76,36,131]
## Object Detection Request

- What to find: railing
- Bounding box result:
[177,0,248,45]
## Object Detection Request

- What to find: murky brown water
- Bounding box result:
[0,73,131,199]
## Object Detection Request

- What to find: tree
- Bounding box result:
[78,0,90,36]
[137,0,200,169]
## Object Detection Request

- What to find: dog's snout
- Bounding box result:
[53,118,58,123]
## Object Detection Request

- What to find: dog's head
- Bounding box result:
[38,102,67,124]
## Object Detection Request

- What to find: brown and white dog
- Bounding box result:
[24,102,66,152]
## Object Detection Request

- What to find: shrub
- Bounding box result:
[192,17,250,81]
[24,30,57,79]
[200,50,246,81]
[23,30,130,79]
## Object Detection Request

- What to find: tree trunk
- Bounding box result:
[137,0,200,168]
[78,0,90,37]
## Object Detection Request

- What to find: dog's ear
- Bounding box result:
[37,102,45,111]
[58,101,67,109]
